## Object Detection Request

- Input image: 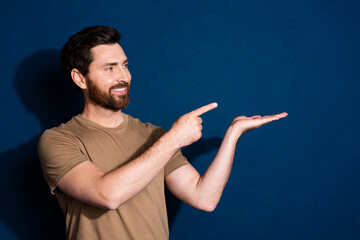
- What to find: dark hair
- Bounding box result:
[60,26,121,80]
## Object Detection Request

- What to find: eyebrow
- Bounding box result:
[101,59,129,68]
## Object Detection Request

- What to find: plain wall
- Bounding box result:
[0,0,359,239]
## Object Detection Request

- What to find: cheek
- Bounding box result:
[89,75,112,89]
[96,74,114,85]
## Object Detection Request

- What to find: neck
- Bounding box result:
[81,102,125,128]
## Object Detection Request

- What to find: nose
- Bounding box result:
[117,66,131,83]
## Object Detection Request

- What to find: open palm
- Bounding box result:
[231,112,288,135]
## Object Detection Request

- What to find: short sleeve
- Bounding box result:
[164,149,189,177]
[38,129,88,194]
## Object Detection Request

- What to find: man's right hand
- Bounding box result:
[168,102,218,148]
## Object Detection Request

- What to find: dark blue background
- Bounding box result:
[1,0,359,239]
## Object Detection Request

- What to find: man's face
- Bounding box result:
[84,43,131,111]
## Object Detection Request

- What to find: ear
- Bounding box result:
[71,68,87,90]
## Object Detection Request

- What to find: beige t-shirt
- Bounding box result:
[38,114,188,240]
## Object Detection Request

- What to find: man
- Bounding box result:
[38,26,287,240]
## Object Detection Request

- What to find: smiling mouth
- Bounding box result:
[111,87,127,95]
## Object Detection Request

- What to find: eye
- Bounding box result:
[105,66,114,71]
[123,63,129,69]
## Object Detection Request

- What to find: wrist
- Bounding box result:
[161,131,181,153]
[226,125,243,142]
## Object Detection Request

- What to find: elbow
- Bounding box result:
[102,193,129,210]
[98,188,125,210]
[104,201,120,210]
[95,195,120,210]
[101,195,120,210]
[202,203,217,213]
[97,179,138,210]
[101,197,125,210]
[79,193,121,210]
[197,199,218,213]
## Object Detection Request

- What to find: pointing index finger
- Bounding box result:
[190,102,218,117]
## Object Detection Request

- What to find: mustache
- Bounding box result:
[109,82,130,91]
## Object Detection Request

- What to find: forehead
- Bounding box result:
[90,43,127,65]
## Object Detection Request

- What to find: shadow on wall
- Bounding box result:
[0,49,83,239]
[0,49,222,239]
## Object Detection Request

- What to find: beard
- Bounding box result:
[86,79,130,112]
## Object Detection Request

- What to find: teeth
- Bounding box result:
[112,88,126,91]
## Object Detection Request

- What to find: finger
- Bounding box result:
[198,117,203,124]
[264,113,287,121]
[276,112,288,118]
[250,115,262,119]
[190,102,218,117]
[254,117,279,126]
[259,113,287,124]
[234,116,247,121]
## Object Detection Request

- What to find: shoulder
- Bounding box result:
[126,114,166,139]
[38,116,86,151]
[40,117,76,139]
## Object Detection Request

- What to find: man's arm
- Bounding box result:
[56,103,218,210]
[165,112,288,212]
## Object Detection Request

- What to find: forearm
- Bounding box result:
[105,131,183,207]
[194,127,240,210]
[166,112,287,212]
[192,112,287,210]
[63,131,181,210]
[99,132,179,208]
